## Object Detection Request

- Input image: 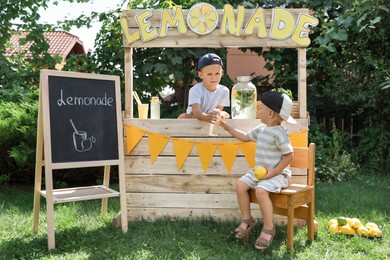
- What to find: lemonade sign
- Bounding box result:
[121,3,319,48]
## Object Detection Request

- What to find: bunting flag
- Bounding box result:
[126,125,307,173]
[239,142,256,168]
[125,125,146,154]
[289,130,308,147]
[218,142,240,173]
[195,142,218,172]
[147,132,170,164]
[172,138,194,170]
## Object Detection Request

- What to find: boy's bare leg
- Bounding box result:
[255,188,274,241]
[236,180,252,233]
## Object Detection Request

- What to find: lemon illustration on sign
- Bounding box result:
[254,166,267,179]
[187,3,219,35]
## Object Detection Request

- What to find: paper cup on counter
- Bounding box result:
[138,103,149,119]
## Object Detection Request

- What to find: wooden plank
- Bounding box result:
[126,207,306,226]
[126,207,260,221]
[124,48,133,118]
[123,32,305,48]
[290,147,309,168]
[126,175,308,194]
[123,118,309,136]
[127,193,240,209]
[125,156,307,176]
[298,48,307,118]
[126,174,236,193]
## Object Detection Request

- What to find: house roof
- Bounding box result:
[5,31,86,59]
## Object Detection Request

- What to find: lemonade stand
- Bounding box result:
[119,3,318,225]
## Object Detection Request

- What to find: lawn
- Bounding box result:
[1,175,389,259]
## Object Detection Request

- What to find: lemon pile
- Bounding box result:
[328,217,382,237]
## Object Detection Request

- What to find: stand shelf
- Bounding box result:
[40,185,120,204]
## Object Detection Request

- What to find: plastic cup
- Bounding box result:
[138,103,149,119]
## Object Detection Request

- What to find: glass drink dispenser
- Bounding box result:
[231,76,257,119]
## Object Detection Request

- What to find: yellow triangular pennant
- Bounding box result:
[172,138,194,170]
[125,125,146,154]
[218,142,240,173]
[289,130,308,147]
[195,142,218,172]
[239,142,256,168]
[147,132,170,164]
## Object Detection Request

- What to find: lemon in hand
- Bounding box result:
[254,166,267,179]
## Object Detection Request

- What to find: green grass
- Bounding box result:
[1,175,389,259]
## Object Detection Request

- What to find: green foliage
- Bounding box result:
[355,125,390,174]
[309,125,359,183]
[0,91,38,181]
[0,91,38,183]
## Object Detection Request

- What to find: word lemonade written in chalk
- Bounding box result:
[57,89,114,107]
[121,3,319,46]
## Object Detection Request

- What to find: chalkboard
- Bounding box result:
[47,75,119,163]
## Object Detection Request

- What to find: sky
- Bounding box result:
[38,0,126,51]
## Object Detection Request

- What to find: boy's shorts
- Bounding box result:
[239,169,290,193]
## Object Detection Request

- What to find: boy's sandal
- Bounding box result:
[235,217,257,242]
[255,226,276,250]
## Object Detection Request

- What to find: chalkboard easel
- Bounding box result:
[32,70,128,250]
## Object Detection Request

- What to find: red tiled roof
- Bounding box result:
[5,31,86,59]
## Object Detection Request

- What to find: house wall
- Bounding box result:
[226,48,272,83]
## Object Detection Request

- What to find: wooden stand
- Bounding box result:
[33,70,128,250]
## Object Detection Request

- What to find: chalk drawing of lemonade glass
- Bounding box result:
[70,119,96,152]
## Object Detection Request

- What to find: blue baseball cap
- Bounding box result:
[195,53,223,77]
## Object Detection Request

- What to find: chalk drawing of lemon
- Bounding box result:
[187,3,218,35]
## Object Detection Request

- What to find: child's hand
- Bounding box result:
[208,110,220,124]
[219,119,229,130]
[262,167,274,179]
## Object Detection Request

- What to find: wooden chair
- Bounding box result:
[249,143,316,251]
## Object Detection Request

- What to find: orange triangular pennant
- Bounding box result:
[172,138,194,170]
[125,125,146,154]
[218,142,240,173]
[195,142,218,172]
[239,142,256,168]
[147,132,170,164]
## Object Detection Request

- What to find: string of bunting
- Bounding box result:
[125,125,256,173]
[125,125,307,173]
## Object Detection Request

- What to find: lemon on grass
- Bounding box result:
[340,224,356,235]
[356,226,369,236]
[365,222,378,229]
[348,218,363,230]
[337,217,348,226]
[328,223,340,234]
[187,3,218,35]
[328,219,338,227]
[368,227,382,237]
